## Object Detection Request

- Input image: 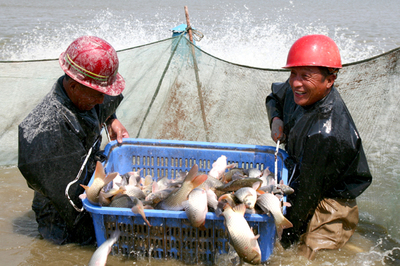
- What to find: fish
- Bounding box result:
[197,174,225,192]
[208,155,228,179]
[259,167,276,187]
[118,168,143,188]
[131,196,151,227]
[208,155,236,179]
[141,174,154,196]
[216,178,262,192]
[156,164,207,211]
[80,161,118,205]
[99,187,124,206]
[256,192,293,239]
[221,203,262,265]
[216,193,238,216]
[144,187,177,206]
[205,187,218,211]
[259,179,295,196]
[234,185,258,209]
[182,188,208,229]
[88,229,120,266]
[109,194,135,208]
[222,168,245,182]
[109,194,151,227]
[121,184,146,199]
[243,168,262,178]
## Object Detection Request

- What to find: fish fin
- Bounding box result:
[253,234,260,240]
[80,184,89,191]
[232,204,246,216]
[279,179,284,185]
[144,175,153,186]
[256,189,265,195]
[283,202,292,207]
[252,181,262,190]
[94,161,106,180]
[281,217,293,229]
[104,172,119,185]
[131,201,151,227]
[186,164,199,181]
[276,217,293,240]
[191,174,208,188]
[199,222,207,231]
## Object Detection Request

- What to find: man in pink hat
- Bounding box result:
[18,36,129,244]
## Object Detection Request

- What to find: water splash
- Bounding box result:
[0,6,385,68]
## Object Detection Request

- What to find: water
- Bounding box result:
[1,0,400,265]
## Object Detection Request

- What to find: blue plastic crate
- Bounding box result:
[82,138,289,264]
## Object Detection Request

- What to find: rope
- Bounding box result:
[65,126,105,212]
[274,140,280,183]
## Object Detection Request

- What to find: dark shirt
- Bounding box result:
[266,80,372,244]
[18,76,123,244]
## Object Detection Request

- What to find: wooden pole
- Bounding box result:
[184,6,210,142]
[184,6,194,43]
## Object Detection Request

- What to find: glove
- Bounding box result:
[271,117,286,143]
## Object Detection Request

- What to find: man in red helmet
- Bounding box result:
[266,35,372,259]
[18,36,129,244]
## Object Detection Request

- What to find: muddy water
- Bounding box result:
[1,166,399,266]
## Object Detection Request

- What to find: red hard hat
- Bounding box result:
[283,34,342,69]
[59,36,125,96]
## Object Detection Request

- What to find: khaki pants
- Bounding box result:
[298,198,358,260]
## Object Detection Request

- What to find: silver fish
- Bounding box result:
[216,178,261,192]
[222,203,262,265]
[259,179,295,196]
[243,168,262,178]
[80,161,118,205]
[256,192,293,239]
[156,164,207,211]
[88,230,120,266]
[234,186,258,209]
[183,188,208,229]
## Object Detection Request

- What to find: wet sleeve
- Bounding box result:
[18,111,89,229]
[266,80,290,127]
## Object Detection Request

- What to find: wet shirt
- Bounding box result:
[266,80,372,242]
[18,76,123,244]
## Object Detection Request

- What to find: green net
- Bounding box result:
[1,35,400,242]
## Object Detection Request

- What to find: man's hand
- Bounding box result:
[271,117,286,143]
[107,118,129,143]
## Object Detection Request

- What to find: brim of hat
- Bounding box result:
[59,52,125,96]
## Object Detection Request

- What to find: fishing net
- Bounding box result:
[1,34,400,242]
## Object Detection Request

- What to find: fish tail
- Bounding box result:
[104,172,119,185]
[94,161,106,179]
[276,217,293,240]
[131,203,152,227]
[191,174,208,188]
[280,216,293,229]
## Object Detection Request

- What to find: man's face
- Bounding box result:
[71,82,105,111]
[289,66,334,106]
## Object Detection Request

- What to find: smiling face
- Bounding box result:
[289,66,335,106]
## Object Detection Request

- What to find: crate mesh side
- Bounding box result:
[96,142,285,263]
